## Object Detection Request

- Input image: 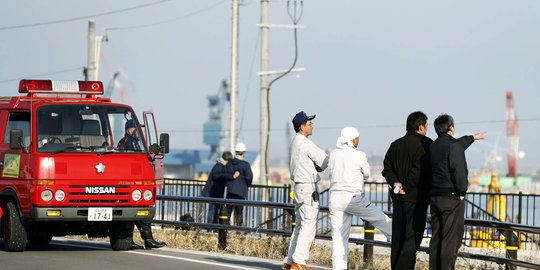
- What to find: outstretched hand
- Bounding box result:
[473,132,486,140]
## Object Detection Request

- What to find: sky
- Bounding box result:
[1,0,539,174]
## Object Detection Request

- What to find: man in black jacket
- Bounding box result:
[429,114,484,270]
[226,143,253,226]
[383,111,432,270]
[202,151,239,224]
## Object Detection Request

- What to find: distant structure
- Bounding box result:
[203,80,230,162]
[506,91,519,178]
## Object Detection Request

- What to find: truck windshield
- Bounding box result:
[36,105,146,154]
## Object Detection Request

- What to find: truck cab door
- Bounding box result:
[0,111,31,214]
[142,111,164,180]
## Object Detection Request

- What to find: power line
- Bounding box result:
[105,0,227,32]
[238,31,260,133]
[163,118,540,133]
[0,67,84,84]
[0,0,172,31]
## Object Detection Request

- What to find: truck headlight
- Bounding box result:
[132,190,142,201]
[55,190,65,201]
[41,190,53,202]
[143,190,153,201]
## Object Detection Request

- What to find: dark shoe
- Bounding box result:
[130,240,144,250]
[140,230,166,250]
[144,239,166,249]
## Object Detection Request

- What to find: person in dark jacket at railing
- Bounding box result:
[383,112,486,270]
[225,142,253,226]
[383,111,433,270]
[202,151,239,224]
[429,114,484,270]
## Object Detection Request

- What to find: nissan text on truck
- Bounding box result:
[0,79,169,251]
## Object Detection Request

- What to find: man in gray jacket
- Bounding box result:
[283,111,328,270]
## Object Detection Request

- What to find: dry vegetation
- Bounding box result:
[68,228,509,269]
[144,229,500,270]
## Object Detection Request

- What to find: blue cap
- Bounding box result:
[125,119,136,130]
[292,111,316,129]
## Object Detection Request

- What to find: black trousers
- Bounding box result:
[135,220,151,231]
[429,196,465,270]
[391,200,428,270]
[226,193,245,226]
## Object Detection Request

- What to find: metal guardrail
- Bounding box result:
[157,179,540,236]
[158,178,292,229]
[155,195,540,270]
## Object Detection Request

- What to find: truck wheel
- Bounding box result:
[109,221,133,251]
[2,202,28,252]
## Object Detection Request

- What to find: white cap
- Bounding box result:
[235,142,246,152]
[336,126,359,148]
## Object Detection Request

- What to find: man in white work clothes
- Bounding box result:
[328,127,392,270]
[283,111,329,270]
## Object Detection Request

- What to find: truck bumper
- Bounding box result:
[31,207,155,221]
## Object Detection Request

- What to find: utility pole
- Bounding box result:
[259,1,305,186]
[86,19,103,81]
[229,0,240,153]
[260,0,270,186]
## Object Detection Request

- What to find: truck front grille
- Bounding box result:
[67,185,132,205]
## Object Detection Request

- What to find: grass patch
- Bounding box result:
[150,229,491,270]
[68,229,503,270]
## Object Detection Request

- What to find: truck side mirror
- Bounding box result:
[10,129,23,149]
[159,133,169,154]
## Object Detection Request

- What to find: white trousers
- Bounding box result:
[329,191,392,270]
[283,183,319,265]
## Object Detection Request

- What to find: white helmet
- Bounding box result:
[235,142,246,152]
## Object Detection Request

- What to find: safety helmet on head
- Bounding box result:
[235,142,246,152]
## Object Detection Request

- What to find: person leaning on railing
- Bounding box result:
[329,126,392,270]
[202,151,239,225]
[225,143,253,227]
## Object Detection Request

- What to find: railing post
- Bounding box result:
[160,182,165,229]
[518,192,522,225]
[504,229,518,270]
[218,203,228,250]
[363,221,374,269]
[283,185,289,230]
[268,186,274,229]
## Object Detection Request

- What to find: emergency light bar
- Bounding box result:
[19,80,104,95]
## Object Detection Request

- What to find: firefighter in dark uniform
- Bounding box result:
[118,119,165,250]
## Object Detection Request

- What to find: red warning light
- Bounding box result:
[19,80,53,93]
[78,81,104,93]
[18,80,104,95]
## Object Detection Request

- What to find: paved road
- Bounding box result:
[0,238,329,270]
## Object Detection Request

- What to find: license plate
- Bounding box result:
[88,207,113,221]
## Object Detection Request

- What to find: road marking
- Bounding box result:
[127,250,261,270]
[53,240,271,270]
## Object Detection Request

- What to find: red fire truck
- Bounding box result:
[0,79,169,251]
